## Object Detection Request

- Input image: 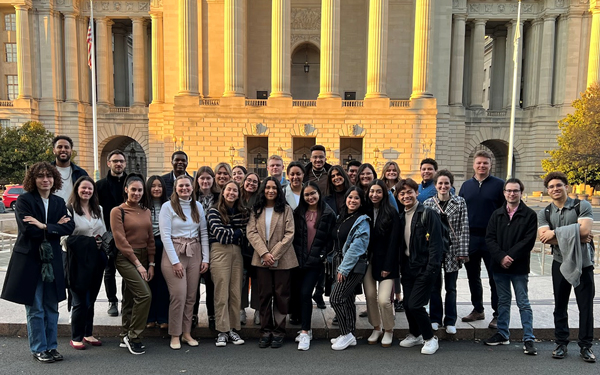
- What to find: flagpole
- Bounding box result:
[90,0,99,181]
[506,0,521,179]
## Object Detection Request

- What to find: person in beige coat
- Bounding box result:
[247,176,296,349]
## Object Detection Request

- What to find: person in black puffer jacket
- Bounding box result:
[290,181,336,351]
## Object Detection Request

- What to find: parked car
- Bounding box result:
[3,185,24,210]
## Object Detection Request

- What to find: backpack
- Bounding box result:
[421,206,452,255]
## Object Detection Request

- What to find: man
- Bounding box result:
[51,135,88,201]
[96,150,128,317]
[417,158,454,203]
[346,160,361,186]
[267,155,288,189]
[538,172,596,363]
[397,178,444,355]
[161,151,189,197]
[484,178,537,356]
[303,145,332,194]
[458,150,504,329]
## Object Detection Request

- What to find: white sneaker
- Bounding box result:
[431,322,439,331]
[297,333,310,351]
[331,333,357,351]
[421,336,439,355]
[295,330,312,342]
[445,325,456,335]
[399,334,424,348]
[330,335,357,345]
[381,331,393,347]
[367,329,383,344]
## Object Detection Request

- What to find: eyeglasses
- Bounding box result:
[547,183,565,190]
[303,190,318,198]
[504,189,521,194]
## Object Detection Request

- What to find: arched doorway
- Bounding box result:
[291,42,320,99]
[467,140,516,180]
[100,136,147,177]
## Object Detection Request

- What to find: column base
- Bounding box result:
[409,97,437,109]
[317,97,342,108]
[410,91,434,100]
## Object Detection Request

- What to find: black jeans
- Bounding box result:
[71,251,107,341]
[402,272,436,341]
[429,269,458,326]
[193,269,215,317]
[291,266,323,331]
[464,234,498,317]
[147,236,169,324]
[552,261,595,348]
[103,254,118,303]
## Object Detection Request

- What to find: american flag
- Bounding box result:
[86,20,92,69]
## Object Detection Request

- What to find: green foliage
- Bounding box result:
[0,121,55,184]
[542,83,600,185]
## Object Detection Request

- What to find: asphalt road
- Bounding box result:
[0,337,597,375]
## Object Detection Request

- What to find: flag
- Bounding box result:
[86,20,93,69]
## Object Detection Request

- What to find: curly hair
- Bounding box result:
[23,162,62,193]
[252,176,286,218]
[68,176,101,218]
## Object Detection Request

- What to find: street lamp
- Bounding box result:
[173,136,184,151]
[373,147,380,168]
[304,44,309,73]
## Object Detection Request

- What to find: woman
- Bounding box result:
[246,177,296,349]
[64,176,107,350]
[1,162,74,363]
[324,165,351,215]
[423,170,469,335]
[146,175,169,330]
[356,163,377,192]
[207,180,249,346]
[232,166,247,185]
[381,161,401,193]
[192,166,220,329]
[285,161,305,210]
[363,180,400,347]
[292,182,336,350]
[160,175,209,349]
[215,162,233,190]
[329,186,370,351]
[240,172,261,325]
[112,174,155,355]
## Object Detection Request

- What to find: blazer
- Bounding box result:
[247,205,297,270]
[1,191,75,305]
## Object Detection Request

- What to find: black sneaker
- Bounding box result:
[107,302,118,317]
[208,316,216,331]
[523,340,537,355]
[394,300,405,312]
[191,315,199,329]
[259,335,272,348]
[332,316,339,325]
[271,336,284,349]
[46,349,63,361]
[552,344,568,359]
[581,347,596,363]
[124,336,145,355]
[483,333,510,346]
[32,352,54,363]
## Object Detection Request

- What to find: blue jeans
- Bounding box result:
[493,273,534,342]
[25,278,59,354]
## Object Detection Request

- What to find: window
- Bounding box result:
[344,92,356,100]
[7,75,18,100]
[0,119,9,127]
[4,14,15,31]
[5,43,16,62]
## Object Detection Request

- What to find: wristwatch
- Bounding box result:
[149,262,156,267]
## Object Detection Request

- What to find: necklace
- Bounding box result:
[60,166,72,181]
[312,168,325,180]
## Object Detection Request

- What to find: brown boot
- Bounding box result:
[461,310,485,322]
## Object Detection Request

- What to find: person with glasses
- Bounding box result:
[303,145,332,195]
[423,170,469,335]
[538,172,596,363]
[483,178,537,356]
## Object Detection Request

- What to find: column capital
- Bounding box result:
[453,13,467,21]
[472,18,487,26]
[531,18,544,25]
[507,19,524,27]
[95,17,109,25]
[12,2,31,11]
[63,12,78,19]
[150,11,163,19]
[131,16,148,24]
[543,14,558,21]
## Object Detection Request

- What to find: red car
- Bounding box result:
[3,185,24,210]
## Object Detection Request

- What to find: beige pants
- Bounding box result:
[161,237,202,336]
[210,243,243,333]
[363,263,395,331]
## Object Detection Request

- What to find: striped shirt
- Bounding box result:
[207,206,249,246]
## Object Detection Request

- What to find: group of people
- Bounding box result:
[0,137,596,364]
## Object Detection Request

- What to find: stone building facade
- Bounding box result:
[0,0,599,190]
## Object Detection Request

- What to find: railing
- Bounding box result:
[200,99,221,106]
[110,107,130,113]
[390,100,410,108]
[0,100,13,107]
[342,100,364,107]
[486,110,507,117]
[0,232,16,252]
[245,99,267,107]
[292,100,317,107]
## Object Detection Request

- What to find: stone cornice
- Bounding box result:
[79,0,151,17]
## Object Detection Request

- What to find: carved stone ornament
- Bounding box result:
[291,8,320,30]
[556,0,565,7]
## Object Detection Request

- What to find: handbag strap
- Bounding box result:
[433,198,457,240]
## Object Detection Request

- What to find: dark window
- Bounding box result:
[344,92,356,100]
[257,91,268,99]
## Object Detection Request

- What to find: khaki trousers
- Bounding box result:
[210,243,243,333]
[115,248,151,340]
[162,238,202,336]
[363,264,395,331]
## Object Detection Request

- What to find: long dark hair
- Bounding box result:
[253,176,286,218]
[68,176,102,218]
[146,175,168,205]
[327,165,350,195]
[296,181,324,228]
[215,180,248,225]
[123,173,150,209]
[241,172,260,203]
[338,185,366,222]
[366,179,393,234]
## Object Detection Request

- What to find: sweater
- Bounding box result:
[159,199,209,265]
[111,203,156,264]
[96,172,127,231]
[458,175,505,236]
[206,206,249,246]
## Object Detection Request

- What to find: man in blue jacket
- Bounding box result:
[483,178,537,355]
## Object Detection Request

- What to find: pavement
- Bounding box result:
[0,200,598,344]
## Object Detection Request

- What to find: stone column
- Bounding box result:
[63,13,80,102]
[178,0,199,95]
[107,20,115,105]
[14,4,32,99]
[469,19,486,107]
[270,0,291,98]
[587,8,600,86]
[365,0,389,99]
[503,20,524,108]
[95,17,109,104]
[37,9,59,101]
[410,0,433,99]
[132,17,147,106]
[54,11,64,100]
[490,30,506,110]
[538,15,556,106]
[524,19,542,107]
[449,14,466,105]
[223,0,244,97]
[151,12,164,103]
[318,0,341,99]
[113,26,128,106]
